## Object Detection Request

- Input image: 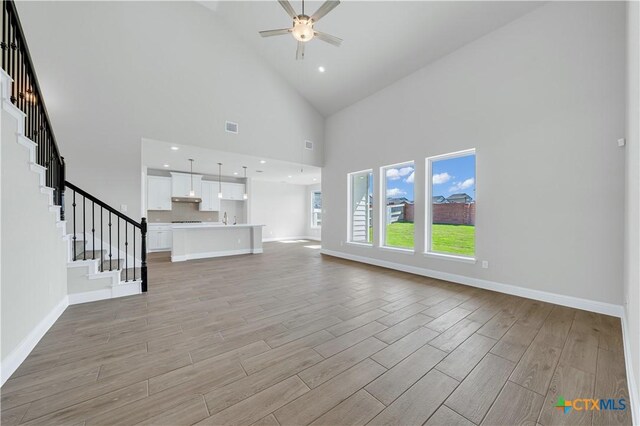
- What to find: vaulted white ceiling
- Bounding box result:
[203,1,543,116]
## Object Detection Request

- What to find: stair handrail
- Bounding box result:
[65,181,148,292]
[2,0,148,293]
[65,181,141,228]
[2,0,64,205]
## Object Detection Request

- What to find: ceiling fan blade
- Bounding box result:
[314,31,342,47]
[259,28,292,37]
[296,41,305,60]
[278,0,297,19]
[310,0,340,22]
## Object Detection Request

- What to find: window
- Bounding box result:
[426,149,476,258]
[348,170,373,244]
[381,162,415,250]
[311,191,322,228]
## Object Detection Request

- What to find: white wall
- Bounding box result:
[322,2,626,307]
[306,183,322,240]
[15,1,324,222]
[625,0,640,418]
[1,102,68,383]
[250,180,307,241]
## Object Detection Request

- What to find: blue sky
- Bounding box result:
[432,154,476,199]
[384,155,476,203]
[385,163,415,202]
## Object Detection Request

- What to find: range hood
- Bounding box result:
[172,196,202,203]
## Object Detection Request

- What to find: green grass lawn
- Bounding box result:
[380,222,475,256]
[431,224,475,256]
[385,222,415,248]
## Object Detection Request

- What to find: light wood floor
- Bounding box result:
[1,241,632,425]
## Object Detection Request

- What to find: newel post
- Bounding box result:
[141,217,148,292]
[59,157,65,220]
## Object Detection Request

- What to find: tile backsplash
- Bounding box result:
[148,202,218,223]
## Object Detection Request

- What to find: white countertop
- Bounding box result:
[171,223,265,230]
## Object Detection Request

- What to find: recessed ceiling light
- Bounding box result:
[163,164,170,168]
[260,160,266,164]
[170,146,179,151]
[318,66,325,73]
[233,172,238,175]
[313,178,317,181]
[288,175,292,178]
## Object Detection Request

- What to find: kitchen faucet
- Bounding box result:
[223,212,228,225]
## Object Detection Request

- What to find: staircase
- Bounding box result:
[352,197,371,243]
[1,0,147,304]
[64,181,148,303]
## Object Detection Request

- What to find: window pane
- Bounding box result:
[312,191,322,228]
[430,152,476,256]
[349,171,373,243]
[382,162,415,249]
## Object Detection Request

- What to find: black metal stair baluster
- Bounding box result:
[133,228,136,281]
[92,201,95,259]
[82,195,86,260]
[2,1,6,70]
[19,37,23,113]
[108,212,112,271]
[72,190,76,260]
[117,218,120,271]
[16,34,20,111]
[11,20,16,104]
[28,70,33,140]
[125,223,128,282]
[6,12,10,95]
[100,206,103,272]
[8,17,13,103]
[24,64,28,135]
[20,37,24,112]
[21,39,25,114]
[141,218,147,292]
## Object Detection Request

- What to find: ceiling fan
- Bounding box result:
[259,0,342,60]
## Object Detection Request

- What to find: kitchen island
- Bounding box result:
[170,223,265,262]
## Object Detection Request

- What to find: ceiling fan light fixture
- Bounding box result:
[292,17,314,42]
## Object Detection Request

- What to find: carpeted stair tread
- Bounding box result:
[74,249,108,261]
[120,268,142,282]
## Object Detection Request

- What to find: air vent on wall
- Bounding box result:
[305,140,314,150]
[225,121,238,134]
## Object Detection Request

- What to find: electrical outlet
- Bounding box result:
[482,261,489,269]
[120,204,127,212]
[618,138,626,147]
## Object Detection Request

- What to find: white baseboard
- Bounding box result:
[1,296,69,385]
[171,248,261,262]
[68,289,112,305]
[263,236,321,242]
[621,309,639,425]
[68,281,142,305]
[320,249,624,318]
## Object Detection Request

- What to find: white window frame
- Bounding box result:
[425,148,476,262]
[311,190,322,229]
[380,161,415,252]
[347,169,374,246]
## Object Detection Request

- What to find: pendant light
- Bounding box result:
[242,166,248,200]
[188,159,195,197]
[217,163,223,199]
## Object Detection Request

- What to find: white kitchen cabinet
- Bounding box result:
[147,176,172,211]
[170,172,202,198]
[148,225,172,251]
[221,182,246,200]
[199,181,220,211]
